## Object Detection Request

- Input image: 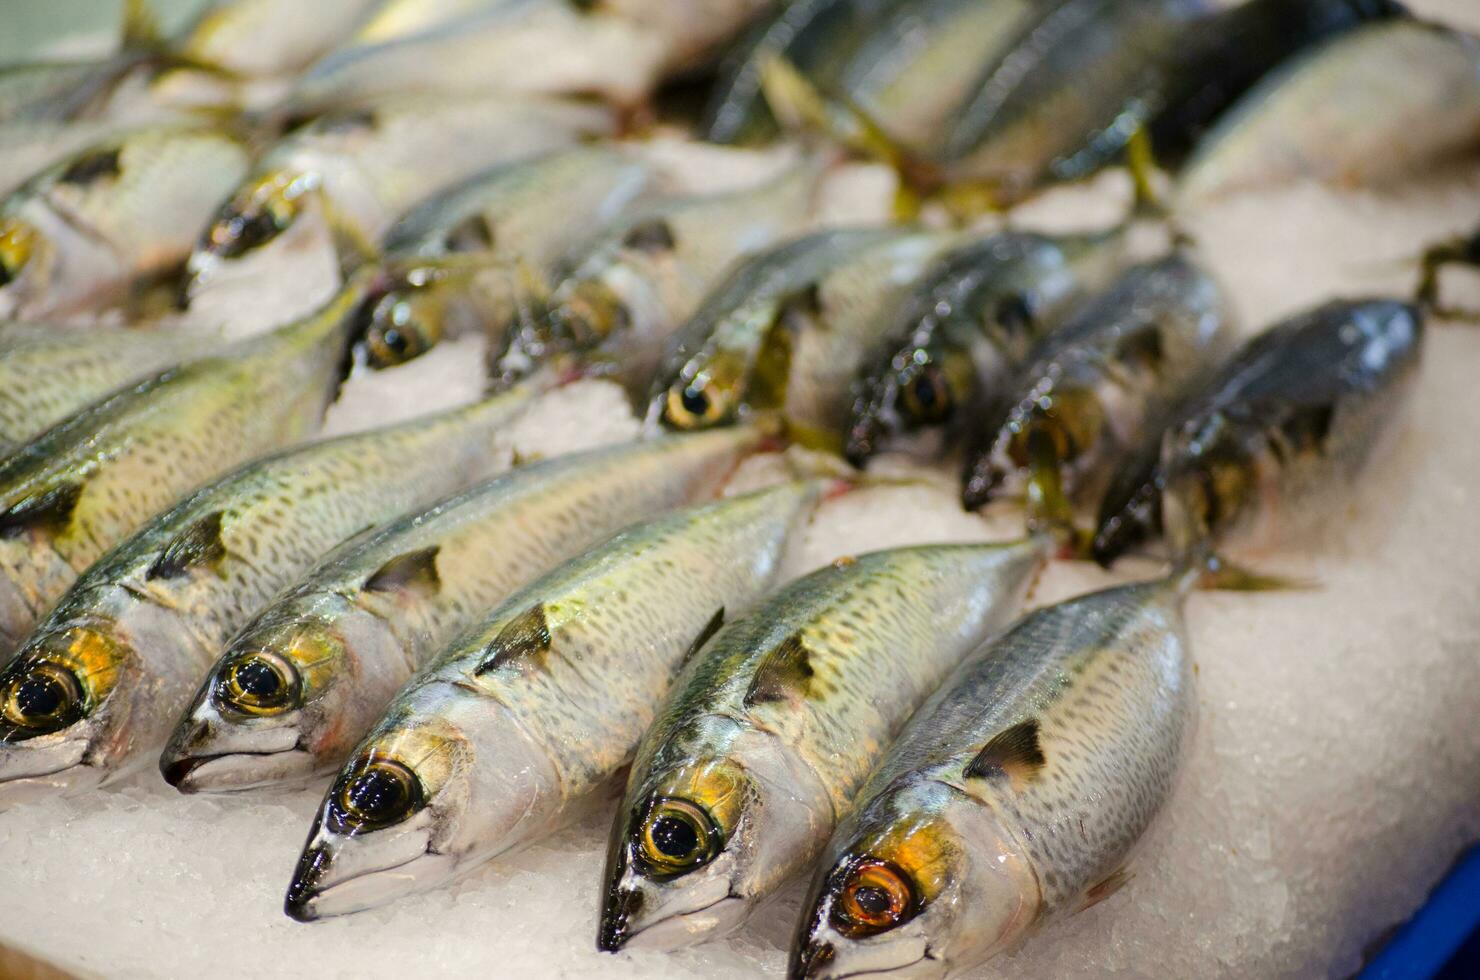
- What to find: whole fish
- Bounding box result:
[0,127,250,320]
[367,147,659,363]
[789,575,1196,979]
[0,387,537,803]
[162,426,765,794]
[489,160,820,393]
[646,227,950,438]
[1114,299,1422,567]
[961,254,1233,524]
[0,324,220,453]
[284,480,819,921]
[182,96,613,336]
[0,270,391,651]
[288,0,668,112]
[1178,20,1480,204]
[845,229,1124,465]
[178,0,383,78]
[599,539,1047,952]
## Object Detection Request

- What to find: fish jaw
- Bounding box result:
[159,701,312,794]
[0,725,101,808]
[284,685,561,920]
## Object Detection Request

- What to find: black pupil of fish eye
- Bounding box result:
[14,674,66,719]
[651,814,699,859]
[348,768,408,818]
[853,885,891,917]
[234,659,282,698]
[379,327,409,356]
[680,387,709,418]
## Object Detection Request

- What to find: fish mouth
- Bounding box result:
[615,892,746,951]
[161,745,317,794]
[792,945,938,980]
[285,845,454,922]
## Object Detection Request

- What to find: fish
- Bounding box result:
[288,0,668,113]
[844,229,1126,465]
[178,0,384,79]
[0,323,221,453]
[1154,299,1421,567]
[0,126,250,320]
[368,146,659,363]
[0,269,396,652]
[646,227,951,439]
[960,253,1233,530]
[182,95,613,337]
[1178,20,1480,204]
[0,387,538,804]
[284,479,820,921]
[161,426,766,794]
[489,159,820,394]
[788,574,1196,978]
[704,0,1039,153]
[598,539,1048,952]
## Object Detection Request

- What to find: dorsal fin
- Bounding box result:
[0,482,83,540]
[475,603,552,675]
[963,719,1045,789]
[362,546,441,599]
[146,510,227,580]
[679,607,725,669]
[744,633,813,706]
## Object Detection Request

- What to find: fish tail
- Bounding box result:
[1170,549,1318,595]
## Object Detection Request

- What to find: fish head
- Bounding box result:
[284,684,558,920]
[355,258,507,370]
[0,214,56,318]
[161,613,356,794]
[963,372,1106,511]
[846,329,979,464]
[600,755,754,950]
[790,781,1038,979]
[0,618,134,803]
[653,344,749,433]
[490,272,631,388]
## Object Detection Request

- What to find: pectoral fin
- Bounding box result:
[0,482,82,540]
[362,546,442,599]
[475,603,552,675]
[744,633,814,707]
[964,719,1045,790]
[147,510,228,580]
[679,607,725,669]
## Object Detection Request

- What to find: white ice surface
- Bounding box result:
[3,3,1480,976]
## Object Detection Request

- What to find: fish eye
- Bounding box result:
[662,379,728,431]
[634,797,721,879]
[360,293,437,370]
[328,757,424,835]
[206,178,303,259]
[0,218,38,286]
[0,660,84,736]
[899,365,952,424]
[831,858,916,938]
[214,650,299,716]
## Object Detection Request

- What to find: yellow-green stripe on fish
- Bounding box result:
[600,539,1048,952]
[162,426,766,794]
[285,480,821,921]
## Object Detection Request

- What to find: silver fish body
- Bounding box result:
[1157,298,1423,563]
[0,127,250,320]
[284,480,819,921]
[183,96,613,337]
[961,253,1233,513]
[0,273,380,652]
[163,426,764,794]
[845,229,1125,464]
[600,539,1047,951]
[290,0,668,112]
[0,388,536,803]
[490,161,820,393]
[1178,20,1480,204]
[646,227,951,437]
[0,324,220,453]
[790,577,1195,978]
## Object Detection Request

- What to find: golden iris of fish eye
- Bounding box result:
[331,757,424,834]
[834,859,915,937]
[637,798,720,878]
[664,377,726,430]
[900,364,952,423]
[216,650,299,716]
[0,218,38,282]
[0,660,83,732]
